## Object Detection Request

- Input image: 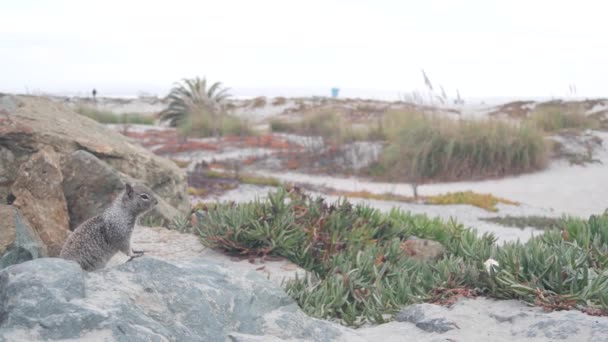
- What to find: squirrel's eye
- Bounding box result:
[140,194,150,200]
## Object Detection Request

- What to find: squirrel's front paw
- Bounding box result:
[126,250,145,262]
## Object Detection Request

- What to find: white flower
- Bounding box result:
[484,258,499,273]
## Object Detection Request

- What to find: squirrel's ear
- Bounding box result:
[125,183,134,197]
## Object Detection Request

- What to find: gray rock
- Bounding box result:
[10,147,70,256]
[400,237,446,262]
[374,298,608,342]
[2,231,608,342]
[61,150,125,230]
[0,205,47,269]
[519,313,608,341]
[396,304,458,333]
[0,94,189,215]
[489,311,528,323]
[525,317,582,340]
[395,304,426,323]
[414,318,458,333]
[0,258,101,340]
[61,150,180,230]
[0,257,363,342]
[227,333,295,342]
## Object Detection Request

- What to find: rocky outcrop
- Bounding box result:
[0,257,362,342]
[0,94,190,259]
[10,147,69,256]
[0,94,189,213]
[2,224,607,342]
[0,205,46,269]
[358,298,608,342]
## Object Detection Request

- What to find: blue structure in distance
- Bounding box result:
[331,87,340,98]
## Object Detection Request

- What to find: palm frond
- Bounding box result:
[159,76,232,127]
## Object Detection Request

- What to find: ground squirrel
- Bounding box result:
[60,183,158,271]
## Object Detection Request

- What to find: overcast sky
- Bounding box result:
[1,0,606,99]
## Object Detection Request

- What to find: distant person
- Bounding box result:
[92,88,97,100]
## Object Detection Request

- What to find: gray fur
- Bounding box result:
[59,183,157,271]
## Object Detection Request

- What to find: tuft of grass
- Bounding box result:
[171,159,191,168]
[269,119,293,133]
[326,190,519,212]
[191,202,218,212]
[159,76,246,137]
[270,110,376,143]
[481,215,568,230]
[178,107,251,138]
[159,76,231,127]
[169,214,194,233]
[199,169,229,179]
[272,97,287,106]
[238,174,282,187]
[328,190,414,203]
[487,213,608,311]
[187,187,208,196]
[203,169,282,187]
[139,213,169,228]
[372,111,549,182]
[251,96,267,108]
[271,110,344,137]
[527,104,598,133]
[426,191,519,212]
[75,105,155,125]
[196,189,608,325]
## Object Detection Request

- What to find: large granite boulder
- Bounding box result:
[0,94,189,259]
[10,147,69,256]
[0,94,188,213]
[0,205,47,269]
[0,257,363,342]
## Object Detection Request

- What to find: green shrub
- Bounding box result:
[270,119,298,133]
[159,77,247,137]
[372,111,549,182]
[159,77,231,127]
[202,169,282,187]
[178,106,251,137]
[488,214,608,308]
[196,189,608,325]
[75,105,155,125]
[272,97,287,106]
[527,104,598,133]
[251,96,267,108]
[270,111,377,143]
[271,111,343,137]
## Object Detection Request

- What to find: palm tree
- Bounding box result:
[160,77,231,127]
